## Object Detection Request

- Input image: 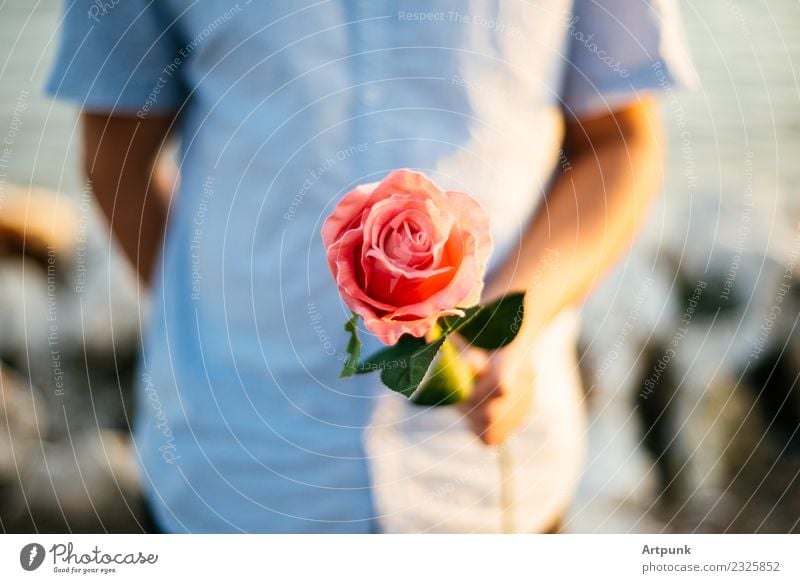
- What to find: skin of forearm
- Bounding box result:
[82,113,174,284]
[484,100,663,337]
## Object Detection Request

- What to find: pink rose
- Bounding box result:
[322,169,492,345]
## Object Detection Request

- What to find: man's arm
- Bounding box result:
[487,97,663,327]
[82,112,176,284]
[464,98,664,445]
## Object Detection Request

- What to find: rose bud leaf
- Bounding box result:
[454,292,526,350]
[340,313,362,379]
[381,336,447,397]
[354,333,445,397]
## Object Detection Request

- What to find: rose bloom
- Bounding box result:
[322,169,492,345]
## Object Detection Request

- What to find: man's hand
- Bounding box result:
[456,326,537,446]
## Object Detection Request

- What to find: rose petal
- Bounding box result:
[361,308,465,345]
[365,169,449,209]
[321,182,377,247]
[327,228,398,314]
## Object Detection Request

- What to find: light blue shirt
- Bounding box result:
[47,0,695,532]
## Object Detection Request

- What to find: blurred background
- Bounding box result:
[0,0,798,533]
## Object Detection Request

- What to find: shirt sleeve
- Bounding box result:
[45,0,187,115]
[561,0,698,118]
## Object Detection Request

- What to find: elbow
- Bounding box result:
[565,96,664,164]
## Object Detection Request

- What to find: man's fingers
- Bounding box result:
[471,364,505,403]
[464,398,507,446]
[449,337,489,374]
[456,371,499,418]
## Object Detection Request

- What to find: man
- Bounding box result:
[47,0,695,533]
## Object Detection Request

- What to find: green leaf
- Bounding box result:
[455,292,526,350]
[382,336,446,398]
[339,313,362,379]
[356,334,446,397]
[355,340,413,375]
